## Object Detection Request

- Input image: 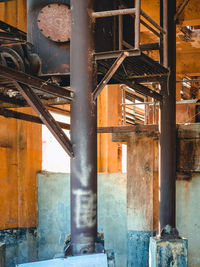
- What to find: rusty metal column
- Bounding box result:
[159,0,177,233]
[70,0,97,255]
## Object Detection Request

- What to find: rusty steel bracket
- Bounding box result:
[93,51,129,100]
[160,225,180,240]
[14,82,74,158]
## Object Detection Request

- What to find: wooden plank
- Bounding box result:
[177,139,200,172]
[98,124,158,133]
[177,123,200,139]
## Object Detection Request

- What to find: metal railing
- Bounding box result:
[92,0,166,52]
[121,85,159,125]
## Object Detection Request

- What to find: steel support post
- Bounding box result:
[159,0,177,234]
[70,0,97,255]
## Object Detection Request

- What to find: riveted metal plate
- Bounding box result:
[37,4,71,43]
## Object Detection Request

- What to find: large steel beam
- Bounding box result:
[159,0,177,234]
[70,0,97,255]
[0,65,73,100]
[0,20,26,40]
[0,108,70,130]
[15,82,74,158]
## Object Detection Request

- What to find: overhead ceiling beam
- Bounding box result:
[0,108,70,130]
[0,20,26,40]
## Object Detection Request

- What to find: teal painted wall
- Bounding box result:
[36,172,200,267]
[176,174,200,267]
[37,172,127,267]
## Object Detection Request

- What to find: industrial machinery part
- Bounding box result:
[0,64,73,100]
[27,0,70,74]
[37,3,71,43]
[0,46,25,72]
[0,44,41,75]
[64,233,105,256]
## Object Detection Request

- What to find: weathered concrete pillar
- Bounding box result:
[149,0,189,264]
[113,129,158,267]
[149,238,188,267]
[0,243,5,267]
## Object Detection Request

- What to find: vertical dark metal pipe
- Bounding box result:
[135,0,141,49]
[70,0,97,255]
[118,14,123,50]
[159,0,176,232]
[159,0,164,65]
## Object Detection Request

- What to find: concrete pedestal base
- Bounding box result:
[149,237,188,267]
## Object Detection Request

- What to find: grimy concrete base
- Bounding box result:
[149,237,188,267]
[0,243,5,267]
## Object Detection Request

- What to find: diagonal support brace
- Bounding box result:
[93,51,129,100]
[174,0,190,22]
[0,65,73,100]
[15,82,74,158]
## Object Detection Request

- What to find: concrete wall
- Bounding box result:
[112,130,159,267]
[37,172,127,267]
[176,174,200,267]
[37,171,200,267]
[37,172,70,261]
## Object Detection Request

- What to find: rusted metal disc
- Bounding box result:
[37,4,71,43]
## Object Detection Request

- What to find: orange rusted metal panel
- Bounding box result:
[0,1,42,230]
[97,84,122,173]
[0,118,18,229]
[0,0,26,31]
[0,108,42,230]
[16,108,42,228]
